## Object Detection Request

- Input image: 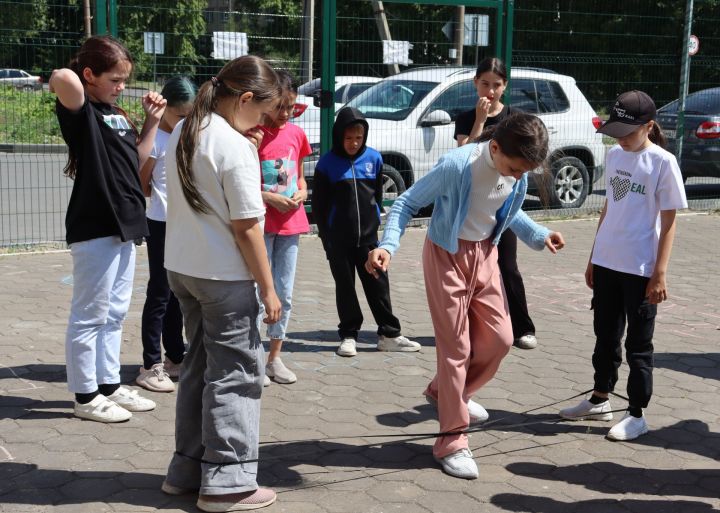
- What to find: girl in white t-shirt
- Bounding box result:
[162,56,282,511]
[560,91,687,442]
[136,76,197,394]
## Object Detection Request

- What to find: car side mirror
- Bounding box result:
[420,109,452,127]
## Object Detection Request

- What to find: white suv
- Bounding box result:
[303,67,605,208]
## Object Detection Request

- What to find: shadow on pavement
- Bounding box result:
[490,493,717,513]
[655,352,720,381]
[503,461,720,499]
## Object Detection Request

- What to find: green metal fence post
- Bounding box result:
[504,0,514,70]
[108,0,118,37]
[95,0,107,35]
[320,0,337,155]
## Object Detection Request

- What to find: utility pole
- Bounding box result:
[300,0,314,82]
[371,1,400,76]
[83,0,92,37]
[676,0,694,162]
[454,6,464,65]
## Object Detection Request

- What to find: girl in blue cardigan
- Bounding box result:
[367,113,565,480]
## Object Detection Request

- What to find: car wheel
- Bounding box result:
[547,156,590,209]
[22,84,34,92]
[382,164,406,201]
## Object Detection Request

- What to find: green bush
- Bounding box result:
[0,86,63,144]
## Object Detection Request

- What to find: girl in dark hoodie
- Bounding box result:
[312,107,420,357]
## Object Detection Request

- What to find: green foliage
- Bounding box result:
[0,87,63,144]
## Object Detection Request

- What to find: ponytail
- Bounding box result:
[649,121,667,149]
[175,55,281,214]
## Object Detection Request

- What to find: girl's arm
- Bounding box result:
[48,68,85,111]
[456,98,491,146]
[645,209,677,304]
[291,157,308,204]
[139,157,156,197]
[231,217,281,323]
[137,92,167,170]
[585,199,608,289]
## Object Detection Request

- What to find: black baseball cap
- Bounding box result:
[597,90,656,138]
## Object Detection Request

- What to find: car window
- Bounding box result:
[0,70,7,79]
[334,85,347,103]
[684,89,720,114]
[426,79,476,121]
[658,100,679,114]
[345,83,374,102]
[9,70,23,78]
[547,80,570,112]
[509,79,539,113]
[347,80,438,121]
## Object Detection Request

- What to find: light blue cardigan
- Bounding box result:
[379,142,551,255]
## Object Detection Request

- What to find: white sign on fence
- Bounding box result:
[143,32,164,55]
[383,40,413,66]
[212,32,248,60]
[442,14,490,47]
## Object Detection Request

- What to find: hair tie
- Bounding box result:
[211,77,221,88]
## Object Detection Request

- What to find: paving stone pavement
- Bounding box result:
[1,213,719,513]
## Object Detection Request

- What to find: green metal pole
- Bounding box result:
[95,0,107,35]
[504,0,514,71]
[494,4,503,60]
[320,0,337,155]
[676,0,694,163]
[108,0,118,37]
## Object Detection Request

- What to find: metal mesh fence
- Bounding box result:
[1,0,719,247]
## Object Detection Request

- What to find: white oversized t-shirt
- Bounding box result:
[164,114,265,281]
[458,142,515,241]
[146,128,171,222]
[592,144,687,277]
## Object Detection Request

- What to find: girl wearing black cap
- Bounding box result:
[559,90,687,441]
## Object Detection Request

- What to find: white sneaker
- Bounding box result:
[106,386,156,412]
[377,335,421,352]
[467,399,489,423]
[560,398,613,421]
[263,375,271,387]
[435,448,479,479]
[136,363,175,393]
[514,334,538,349]
[424,393,489,423]
[337,338,357,357]
[607,413,649,441]
[74,394,132,423]
[163,360,182,379]
[266,357,297,384]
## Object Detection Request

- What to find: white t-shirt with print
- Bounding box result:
[592,144,687,278]
[164,113,265,281]
[146,128,171,222]
[458,142,515,242]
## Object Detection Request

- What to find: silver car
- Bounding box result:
[0,69,43,91]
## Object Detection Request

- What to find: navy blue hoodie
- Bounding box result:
[312,107,384,248]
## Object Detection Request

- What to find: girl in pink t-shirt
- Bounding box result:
[257,70,312,385]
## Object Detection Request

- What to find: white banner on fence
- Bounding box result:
[382,40,413,66]
[212,32,248,60]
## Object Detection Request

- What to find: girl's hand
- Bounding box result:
[291,189,308,204]
[544,231,565,254]
[475,97,491,124]
[365,248,391,278]
[266,193,299,213]
[585,260,594,289]
[645,272,668,304]
[261,290,282,324]
[245,127,264,149]
[142,91,166,121]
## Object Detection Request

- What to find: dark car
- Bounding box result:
[657,87,720,181]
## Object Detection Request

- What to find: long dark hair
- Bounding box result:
[478,112,549,166]
[63,35,134,179]
[161,76,197,108]
[475,57,507,82]
[176,55,281,214]
[649,121,667,149]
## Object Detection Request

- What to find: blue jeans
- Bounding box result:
[65,236,136,394]
[257,233,299,340]
[166,271,264,494]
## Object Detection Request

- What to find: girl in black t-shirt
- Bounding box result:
[50,35,166,423]
[455,58,539,351]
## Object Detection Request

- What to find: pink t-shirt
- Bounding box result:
[259,122,312,235]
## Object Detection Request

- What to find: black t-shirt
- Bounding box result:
[453,104,517,141]
[57,97,148,244]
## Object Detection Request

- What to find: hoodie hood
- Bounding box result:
[332,107,369,159]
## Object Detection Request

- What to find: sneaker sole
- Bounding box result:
[135,377,175,393]
[433,457,479,480]
[607,426,649,441]
[268,375,297,384]
[197,494,277,512]
[74,409,131,423]
[161,481,196,495]
[377,346,421,352]
[336,350,356,357]
[560,412,613,422]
